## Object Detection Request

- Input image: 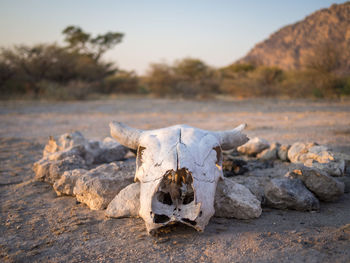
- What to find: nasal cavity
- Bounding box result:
[157,169,194,206]
[154,214,170,224]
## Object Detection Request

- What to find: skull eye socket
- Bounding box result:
[213,146,222,166]
[137,146,146,168]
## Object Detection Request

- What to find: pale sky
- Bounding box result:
[0,0,345,74]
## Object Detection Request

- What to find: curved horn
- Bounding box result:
[213,123,249,150]
[109,121,143,150]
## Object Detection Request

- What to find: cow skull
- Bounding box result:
[110,122,248,233]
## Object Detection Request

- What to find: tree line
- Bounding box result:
[1,26,349,99]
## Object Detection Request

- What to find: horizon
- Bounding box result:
[0,0,346,74]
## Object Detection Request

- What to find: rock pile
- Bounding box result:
[33,132,350,224]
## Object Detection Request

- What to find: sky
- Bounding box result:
[0,0,346,74]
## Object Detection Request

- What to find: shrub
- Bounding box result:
[102,70,140,94]
[144,63,176,96]
[145,58,220,97]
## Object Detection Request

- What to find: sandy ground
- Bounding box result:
[1,97,350,262]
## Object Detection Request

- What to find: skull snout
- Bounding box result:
[151,168,201,227]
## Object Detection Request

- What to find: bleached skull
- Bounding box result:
[110,122,248,233]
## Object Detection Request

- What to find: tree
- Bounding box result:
[302,42,343,97]
[173,58,219,95]
[303,42,341,74]
[145,63,175,96]
[62,25,124,62]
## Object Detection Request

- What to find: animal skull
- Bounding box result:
[110,122,248,233]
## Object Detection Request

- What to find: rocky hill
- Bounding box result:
[238,2,350,73]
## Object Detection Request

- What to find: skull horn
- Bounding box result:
[109,121,143,150]
[213,123,249,150]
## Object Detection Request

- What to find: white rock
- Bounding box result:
[95,137,129,163]
[106,183,140,218]
[238,137,270,156]
[73,161,135,210]
[43,131,86,157]
[214,178,262,219]
[287,142,316,163]
[33,155,87,184]
[288,142,345,176]
[47,145,86,162]
[277,144,290,161]
[257,143,279,160]
[53,169,87,196]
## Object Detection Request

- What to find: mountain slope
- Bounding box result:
[238,2,350,73]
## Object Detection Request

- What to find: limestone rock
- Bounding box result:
[304,158,345,177]
[73,161,135,210]
[257,142,280,160]
[34,155,87,184]
[286,167,344,202]
[264,178,320,211]
[47,145,87,162]
[277,144,290,161]
[43,131,128,165]
[287,142,317,163]
[53,169,87,196]
[288,142,345,176]
[237,137,269,156]
[214,178,262,219]
[43,131,86,157]
[105,183,140,218]
[81,138,128,164]
[95,137,129,163]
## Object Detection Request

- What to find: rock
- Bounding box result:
[214,178,262,219]
[73,161,135,210]
[287,142,317,163]
[106,183,140,218]
[337,176,350,193]
[286,167,344,202]
[43,131,87,157]
[34,155,87,184]
[83,140,101,164]
[231,176,268,203]
[288,142,345,176]
[257,143,280,160]
[304,158,345,177]
[95,137,129,163]
[264,178,320,211]
[82,138,128,164]
[47,145,87,162]
[277,144,290,161]
[43,131,128,165]
[307,145,335,163]
[53,169,87,196]
[333,152,350,176]
[237,137,270,156]
[222,158,248,177]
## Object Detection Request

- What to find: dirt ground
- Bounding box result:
[1,97,350,263]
